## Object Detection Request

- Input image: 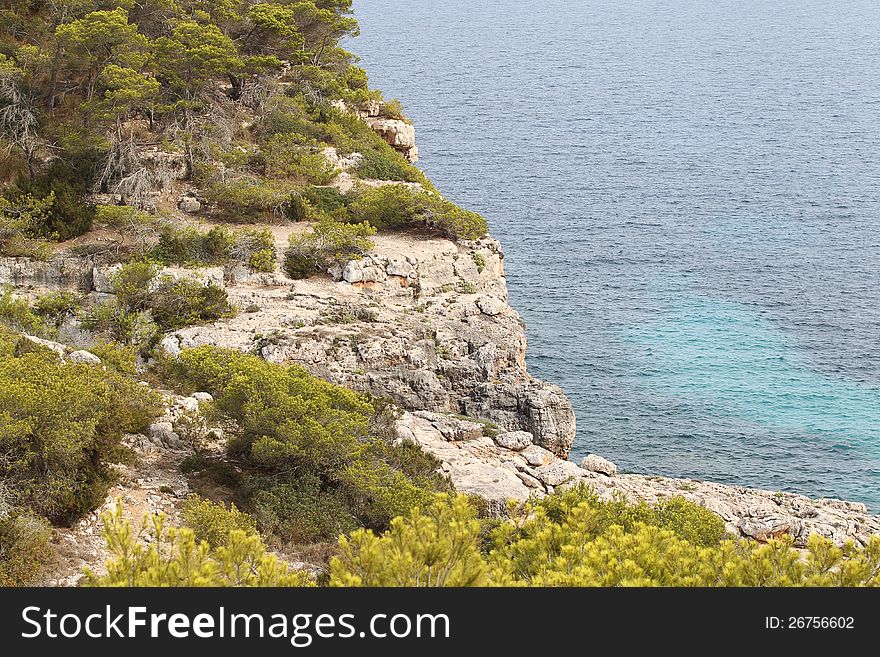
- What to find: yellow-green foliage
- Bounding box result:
[0,286,47,334]
[265,134,339,183]
[284,218,375,279]
[0,326,161,524]
[204,179,296,222]
[181,496,257,548]
[167,347,439,543]
[153,224,276,270]
[331,495,488,587]
[0,193,54,259]
[346,185,487,240]
[330,492,880,587]
[0,509,52,586]
[84,261,232,342]
[84,505,313,587]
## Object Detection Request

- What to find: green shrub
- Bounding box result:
[110,260,160,311]
[149,276,232,330]
[81,299,160,347]
[303,186,350,215]
[0,192,54,258]
[87,341,139,374]
[152,225,235,266]
[284,218,375,279]
[265,134,339,183]
[0,510,53,586]
[248,248,276,272]
[166,347,443,542]
[181,495,257,548]
[245,473,358,544]
[330,493,880,587]
[356,149,422,182]
[0,332,161,523]
[345,185,487,241]
[204,179,295,222]
[33,291,81,325]
[0,287,46,334]
[85,506,312,587]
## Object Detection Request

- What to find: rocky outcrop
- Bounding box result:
[397,411,880,547]
[364,117,418,163]
[0,256,93,290]
[169,231,576,457]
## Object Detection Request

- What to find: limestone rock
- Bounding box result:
[178,195,201,214]
[496,431,533,451]
[521,445,555,467]
[534,460,583,487]
[476,296,505,316]
[20,334,66,358]
[580,453,618,476]
[68,350,102,365]
[160,335,182,357]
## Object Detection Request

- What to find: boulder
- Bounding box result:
[178,195,201,214]
[580,453,618,476]
[19,333,66,358]
[520,444,555,467]
[476,296,505,316]
[534,460,583,487]
[68,350,102,365]
[496,431,533,451]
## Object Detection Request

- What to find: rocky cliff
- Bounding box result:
[3,108,878,558]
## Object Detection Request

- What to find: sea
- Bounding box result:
[351,0,880,510]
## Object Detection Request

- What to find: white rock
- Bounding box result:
[68,350,102,365]
[476,296,505,316]
[178,196,201,213]
[159,335,182,358]
[20,333,65,358]
[520,444,555,467]
[174,397,200,413]
[496,431,533,451]
[579,453,618,476]
[534,460,583,487]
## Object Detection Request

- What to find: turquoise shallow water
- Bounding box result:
[351,0,880,509]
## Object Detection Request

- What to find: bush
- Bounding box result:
[0,192,54,258]
[84,506,313,587]
[181,496,257,548]
[0,330,161,523]
[248,248,276,272]
[302,186,349,215]
[152,225,235,266]
[149,276,233,330]
[330,493,880,587]
[33,291,81,325]
[0,286,46,334]
[166,347,442,542]
[204,179,295,222]
[81,299,160,347]
[265,134,339,184]
[345,185,488,240]
[0,510,53,586]
[245,473,358,544]
[284,218,375,279]
[356,149,422,183]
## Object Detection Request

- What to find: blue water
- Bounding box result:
[351,0,880,510]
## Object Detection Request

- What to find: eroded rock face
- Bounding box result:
[0,257,93,290]
[171,232,577,457]
[364,117,419,162]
